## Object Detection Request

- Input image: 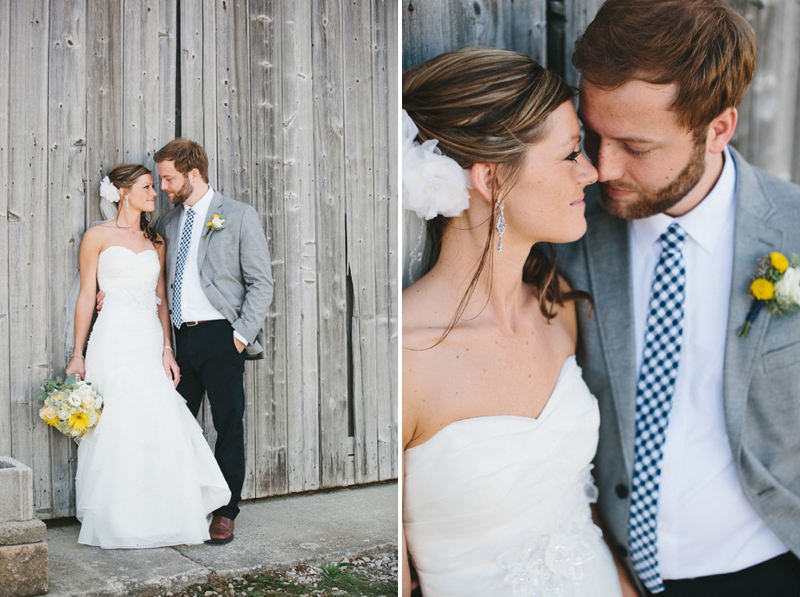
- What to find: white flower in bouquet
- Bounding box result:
[37,374,103,439]
[775,266,800,305]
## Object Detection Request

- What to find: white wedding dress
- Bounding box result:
[403,356,622,597]
[75,246,231,548]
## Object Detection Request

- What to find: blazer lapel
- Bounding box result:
[723,149,783,455]
[585,210,638,472]
[197,192,225,269]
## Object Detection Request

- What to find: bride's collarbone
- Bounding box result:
[95,225,156,255]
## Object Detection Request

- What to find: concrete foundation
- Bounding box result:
[0,457,48,597]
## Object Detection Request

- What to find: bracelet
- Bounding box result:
[162,346,173,353]
[70,354,84,360]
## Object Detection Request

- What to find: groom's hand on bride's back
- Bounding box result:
[96,291,105,311]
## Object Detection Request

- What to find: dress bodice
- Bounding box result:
[403,357,621,597]
[97,246,161,312]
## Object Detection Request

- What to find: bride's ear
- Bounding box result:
[470,163,495,206]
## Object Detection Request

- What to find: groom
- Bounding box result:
[154,138,273,544]
[559,0,800,595]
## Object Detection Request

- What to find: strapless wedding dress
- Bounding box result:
[75,246,230,548]
[403,356,622,597]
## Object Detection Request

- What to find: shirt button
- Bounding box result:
[615,484,629,498]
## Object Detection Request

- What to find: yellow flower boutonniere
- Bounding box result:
[737,252,800,337]
[204,213,227,238]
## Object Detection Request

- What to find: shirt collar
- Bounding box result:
[631,146,736,255]
[183,187,216,221]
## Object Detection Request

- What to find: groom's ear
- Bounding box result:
[470,163,496,206]
[706,107,737,154]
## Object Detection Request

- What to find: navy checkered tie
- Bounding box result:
[171,207,195,329]
[628,222,687,593]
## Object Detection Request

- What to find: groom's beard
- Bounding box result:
[599,138,706,220]
[168,177,194,205]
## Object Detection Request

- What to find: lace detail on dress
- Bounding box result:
[497,467,602,597]
[104,289,162,312]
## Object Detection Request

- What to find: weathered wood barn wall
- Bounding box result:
[0,0,398,519]
[403,0,800,181]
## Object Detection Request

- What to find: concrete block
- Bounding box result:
[0,519,47,546]
[0,542,48,597]
[0,457,34,523]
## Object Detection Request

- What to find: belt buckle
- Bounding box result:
[185,321,200,327]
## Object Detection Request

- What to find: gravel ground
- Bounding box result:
[160,551,398,597]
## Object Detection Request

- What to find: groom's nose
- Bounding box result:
[594,143,626,183]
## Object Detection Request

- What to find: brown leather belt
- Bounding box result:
[183,320,213,327]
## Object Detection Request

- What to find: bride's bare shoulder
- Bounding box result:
[402,277,453,350]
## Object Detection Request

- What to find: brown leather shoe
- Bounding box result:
[206,515,235,545]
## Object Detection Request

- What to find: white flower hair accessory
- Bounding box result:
[99,176,120,204]
[402,110,472,220]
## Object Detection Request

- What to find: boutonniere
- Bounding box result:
[737,252,800,337]
[203,213,227,238]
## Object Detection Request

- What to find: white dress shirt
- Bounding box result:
[630,147,787,580]
[177,188,247,345]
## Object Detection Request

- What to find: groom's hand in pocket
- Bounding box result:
[233,335,246,353]
[95,291,105,312]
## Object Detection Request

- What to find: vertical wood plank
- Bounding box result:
[0,0,13,456]
[370,0,396,481]
[313,0,349,488]
[249,0,290,497]
[563,0,601,87]
[47,0,87,518]
[214,0,251,201]
[202,0,218,184]
[281,0,320,493]
[180,0,204,143]
[386,0,399,480]
[8,0,51,515]
[344,0,380,484]
[730,0,800,182]
[122,0,160,167]
[156,0,177,215]
[86,0,123,227]
[402,0,546,71]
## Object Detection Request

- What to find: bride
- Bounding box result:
[65,163,230,548]
[402,48,623,596]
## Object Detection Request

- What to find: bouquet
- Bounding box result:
[737,252,800,337]
[37,374,103,438]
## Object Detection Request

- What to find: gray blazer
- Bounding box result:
[155,191,274,359]
[558,147,800,589]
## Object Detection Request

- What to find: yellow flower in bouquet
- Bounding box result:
[37,374,103,440]
[770,252,789,273]
[68,412,91,433]
[750,278,774,301]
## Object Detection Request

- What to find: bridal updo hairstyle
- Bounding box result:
[403,47,586,329]
[106,163,161,246]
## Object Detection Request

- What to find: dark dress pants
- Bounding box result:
[174,320,246,520]
[644,552,800,597]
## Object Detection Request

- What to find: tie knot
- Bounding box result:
[659,222,686,251]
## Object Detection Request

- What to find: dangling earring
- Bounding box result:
[125,197,130,211]
[495,201,506,252]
